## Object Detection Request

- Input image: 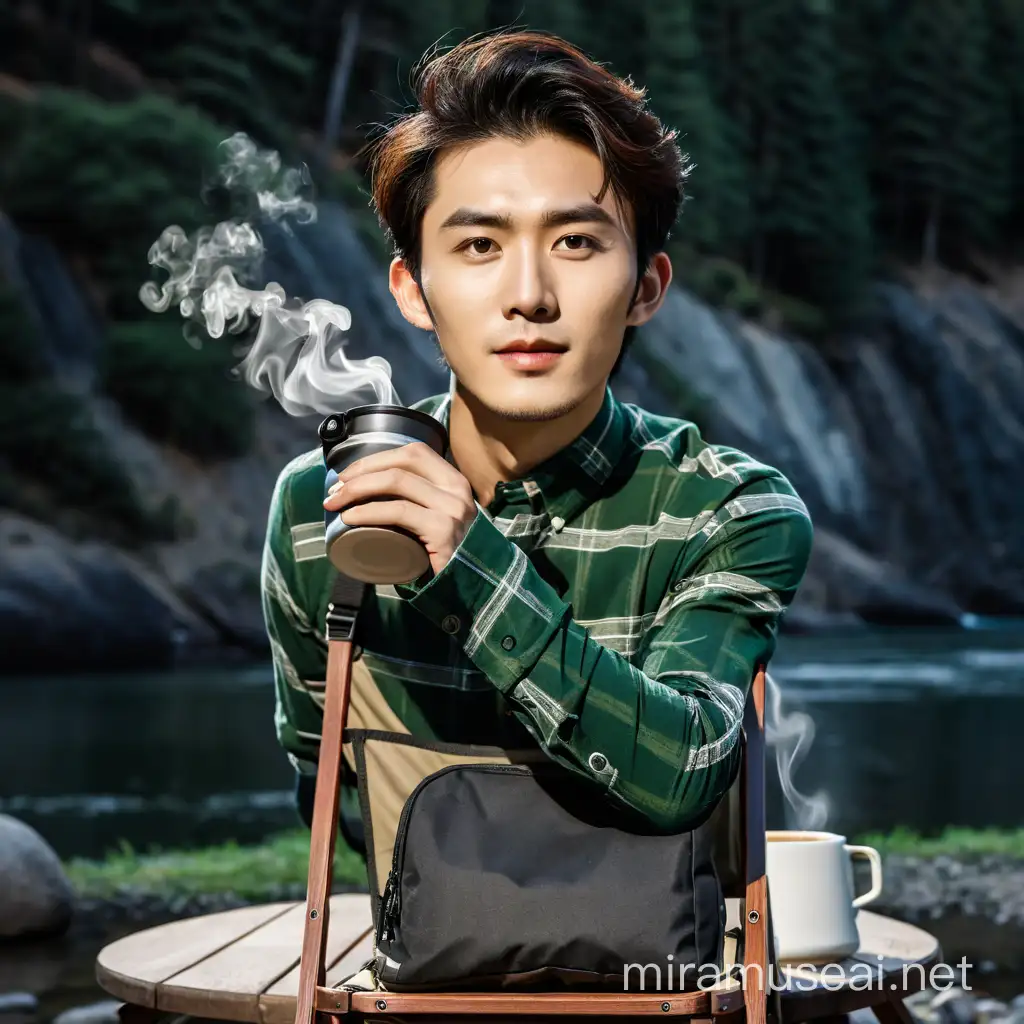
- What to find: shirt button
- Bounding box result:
[550,515,565,533]
[501,635,516,651]
[588,752,609,773]
[441,614,461,634]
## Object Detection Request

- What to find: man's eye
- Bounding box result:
[467,238,495,254]
[557,235,596,251]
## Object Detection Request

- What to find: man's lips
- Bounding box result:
[494,341,567,354]
[496,349,565,369]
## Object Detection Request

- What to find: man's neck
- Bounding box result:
[448,382,607,509]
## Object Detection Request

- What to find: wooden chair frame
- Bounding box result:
[294,617,770,1024]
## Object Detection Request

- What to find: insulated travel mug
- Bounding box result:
[319,404,449,584]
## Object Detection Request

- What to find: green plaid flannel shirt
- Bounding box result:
[261,383,813,831]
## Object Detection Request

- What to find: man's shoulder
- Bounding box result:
[271,445,327,523]
[619,402,812,584]
[621,400,809,514]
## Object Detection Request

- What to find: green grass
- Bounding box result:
[855,826,1024,858]
[65,829,368,902]
[64,825,1024,905]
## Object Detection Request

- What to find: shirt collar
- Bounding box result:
[423,383,632,534]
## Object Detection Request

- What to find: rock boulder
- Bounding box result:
[0,814,73,939]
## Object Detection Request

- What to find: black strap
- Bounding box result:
[326,571,369,642]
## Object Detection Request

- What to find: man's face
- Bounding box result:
[392,133,663,422]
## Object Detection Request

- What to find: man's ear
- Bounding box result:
[389,256,435,331]
[625,251,673,328]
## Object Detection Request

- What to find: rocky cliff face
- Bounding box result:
[2,201,1022,671]
[632,274,1024,626]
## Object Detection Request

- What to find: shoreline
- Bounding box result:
[5,614,1024,681]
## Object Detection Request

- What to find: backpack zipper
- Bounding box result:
[376,762,532,947]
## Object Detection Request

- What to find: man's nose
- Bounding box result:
[502,245,559,322]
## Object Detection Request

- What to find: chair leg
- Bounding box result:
[743,876,769,1024]
[294,637,355,1024]
[117,1005,163,1024]
[873,995,917,1024]
[741,668,769,1024]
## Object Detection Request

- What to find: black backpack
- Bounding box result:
[349,727,725,992]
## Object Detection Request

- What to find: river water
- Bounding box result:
[4,625,1024,861]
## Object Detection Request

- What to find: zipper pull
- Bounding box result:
[385,872,400,940]
[390,871,401,913]
[376,873,395,945]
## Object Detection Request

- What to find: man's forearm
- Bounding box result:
[395,505,811,830]
[501,608,748,830]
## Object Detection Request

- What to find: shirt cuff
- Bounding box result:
[394,508,570,693]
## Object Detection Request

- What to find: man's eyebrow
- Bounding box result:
[439,209,513,230]
[540,203,617,229]
[438,203,618,231]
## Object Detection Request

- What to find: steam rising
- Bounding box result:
[139,131,399,415]
[765,672,830,830]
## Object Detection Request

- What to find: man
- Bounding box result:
[262,29,813,845]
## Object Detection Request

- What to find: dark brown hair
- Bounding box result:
[362,28,691,377]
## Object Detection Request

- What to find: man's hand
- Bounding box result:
[323,441,478,577]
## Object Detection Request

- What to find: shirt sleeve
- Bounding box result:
[394,480,813,831]
[261,467,329,774]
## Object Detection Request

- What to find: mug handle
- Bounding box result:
[845,844,883,908]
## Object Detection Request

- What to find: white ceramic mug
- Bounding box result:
[765,830,883,964]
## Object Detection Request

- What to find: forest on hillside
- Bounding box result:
[1,0,1023,544]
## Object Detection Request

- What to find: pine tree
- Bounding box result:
[359,0,490,127]
[579,0,648,86]
[878,0,1012,262]
[956,1,1013,253]
[694,0,872,318]
[408,0,490,62]
[644,0,750,258]
[831,0,893,162]
[761,0,873,316]
[140,0,312,150]
[490,0,599,59]
[981,0,1024,254]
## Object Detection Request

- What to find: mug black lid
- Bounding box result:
[318,402,448,453]
[344,403,441,426]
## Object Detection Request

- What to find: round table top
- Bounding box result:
[95,895,941,1023]
[772,909,943,1019]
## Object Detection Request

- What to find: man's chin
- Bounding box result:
[462,375,588,424]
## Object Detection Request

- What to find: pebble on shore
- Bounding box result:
[898,987,1024,1024]
[875,855,1024,929]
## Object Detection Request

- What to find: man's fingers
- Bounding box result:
[337,498,450,541]
[324,467,471,521]
[338,442,472,501]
